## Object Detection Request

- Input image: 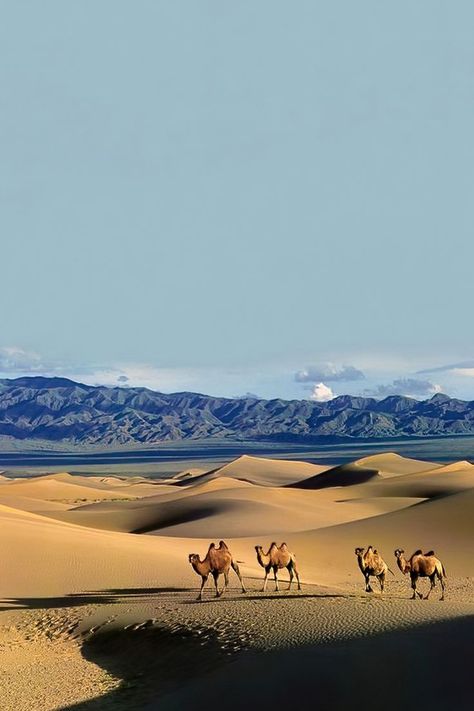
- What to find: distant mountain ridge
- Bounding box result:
[0,376,473,445]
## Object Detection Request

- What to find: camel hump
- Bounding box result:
[412,549,423,556]
[279,542,289,550]
[424,550,435,556]
[269,542,278,549]
[218,540,228,550]
[208,542,216,552]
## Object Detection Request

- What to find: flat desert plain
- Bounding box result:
[0,453,473,710]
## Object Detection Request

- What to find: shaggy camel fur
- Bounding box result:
[188,540,246,601]
[394,549,446,600]
[355,546,392,593]
[255,542,301,592]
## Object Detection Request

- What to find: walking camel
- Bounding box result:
[355,545,392,593]
[394,549,446,600]
[255,542,301,592]
[188,540,246,601]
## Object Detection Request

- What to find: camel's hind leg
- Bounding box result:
[231,560,246,593]
[291,560,302,591]
[287,565,294,590]
[439,574,445,601]
[217,570,229,598]
[378,572,385,593]
[273,566,279,592]
[424,574,436,600]
[212,571,221,598]
[411,574,422,600]
[198,574,209,601]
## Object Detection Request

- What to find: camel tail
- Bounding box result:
[387,567,395,577]
[442,563,447,578]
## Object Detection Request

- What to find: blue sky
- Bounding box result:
[1,2,474,401]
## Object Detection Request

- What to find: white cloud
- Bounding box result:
[66,363,200,393]
[452,368,474,378]
[308,382,335,402]
[0,346,44,372]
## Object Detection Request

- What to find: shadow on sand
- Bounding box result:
[0,587,193,611]
[59,609,474,710]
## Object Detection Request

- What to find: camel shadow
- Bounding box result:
[183,591,354,604]
[0,586,193,611]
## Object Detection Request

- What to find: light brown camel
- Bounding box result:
[355,546,393,593]
[394,549,446,600]
[188,540,246,601]
[255,542,301,592]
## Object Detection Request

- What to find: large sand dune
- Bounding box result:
[1,450,473,709]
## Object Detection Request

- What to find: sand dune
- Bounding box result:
[0,471,164,505]
[290,451,443,490]
[1,450,473,709]
[354,452,440,476]
[175,454,330,487]
[0,494,71,513]
[46,467,423,537]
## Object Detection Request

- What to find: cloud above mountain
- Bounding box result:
[0,346,44,372]
[295,363,365,383]
[308,382,335,402]
[366,378,442,399]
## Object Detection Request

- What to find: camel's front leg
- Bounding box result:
[197,574,209,601]
[273,566,279,592]
[212,571,220,597]
[262,566,270,592]
[365,573,373,593]
[287,565,294,590]
[231,560,246,593]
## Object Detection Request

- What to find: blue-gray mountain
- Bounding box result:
[0,377,473,445]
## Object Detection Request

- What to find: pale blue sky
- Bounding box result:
[1,2,474,399]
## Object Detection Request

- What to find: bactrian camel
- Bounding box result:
[188,540,246,601]
[255,542,301,592]
[394,549,446,600]
[355,546,393,593]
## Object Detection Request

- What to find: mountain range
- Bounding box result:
[0,376,473,445]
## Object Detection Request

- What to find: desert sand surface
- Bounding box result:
[0,452,473,710]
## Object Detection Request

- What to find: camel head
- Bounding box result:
[255,545,263,552]
[354,547,365,557]
[394,548,404,559]
[188,553,200,565]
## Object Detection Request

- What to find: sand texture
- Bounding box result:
[0,452,473,710]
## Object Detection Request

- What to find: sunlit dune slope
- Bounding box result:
[46,477,418,537]
[173,454,329,488]
[286,486,474,585]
